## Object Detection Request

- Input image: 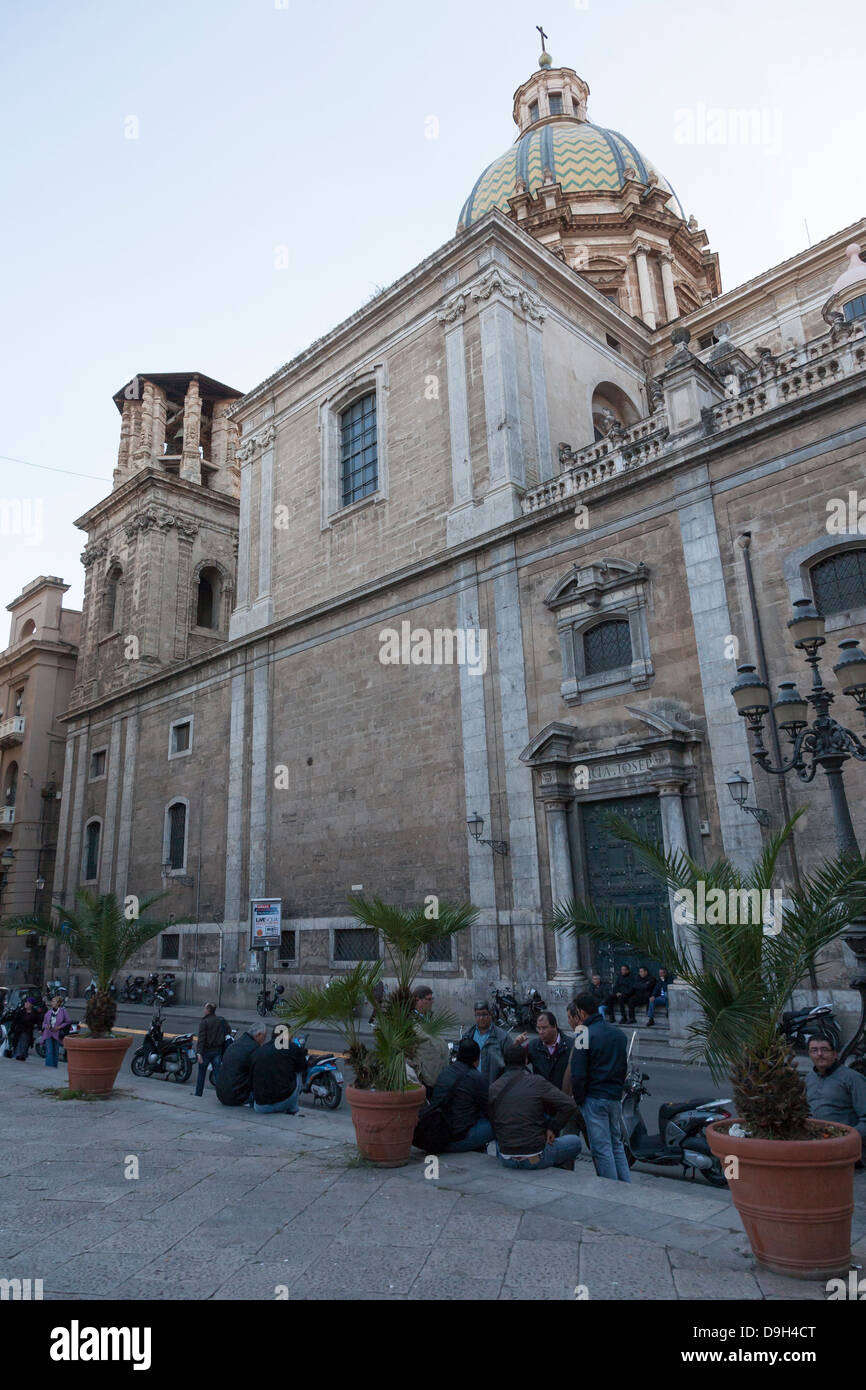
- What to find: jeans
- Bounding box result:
[582,1096,631,1182]
[14,1033,32,1060]
[44,1037,60,1067]
[195,1049,223,1097]
[647,994,667,1021]
[497,1134,582,1171]
[254,1076,302,1115]
[446,1118,494,1153]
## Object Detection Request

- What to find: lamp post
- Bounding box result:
[731,601,866,858]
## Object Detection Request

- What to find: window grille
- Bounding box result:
[333,927,379,962]
[812,550,866,616]
[583,620,632,676]
[340,393,378,507]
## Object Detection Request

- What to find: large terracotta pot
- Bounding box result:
[346,1085,426,1168]
[708,1118,861,1280]
[64,1034,133,1094]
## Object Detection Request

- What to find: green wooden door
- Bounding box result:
[580,795,670,982]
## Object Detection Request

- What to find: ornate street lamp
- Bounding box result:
[726,770,770,826]
[731,601,866,857]
[467,813,509,857]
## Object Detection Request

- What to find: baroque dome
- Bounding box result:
[459,119,685,229]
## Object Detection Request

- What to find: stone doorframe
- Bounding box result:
[520,708,705,995]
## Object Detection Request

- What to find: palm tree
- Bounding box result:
[13,889,171,1037]
[284,897,478,1091]
[549,811,866,1139]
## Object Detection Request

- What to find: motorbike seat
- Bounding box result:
[658,1099,715,1131]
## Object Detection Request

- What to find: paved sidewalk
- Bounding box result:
[1,1053,863,1301]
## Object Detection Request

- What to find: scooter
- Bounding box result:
[619,1036,732,1187]
[256,982,285,1017]
[142,972,161,1006]
[294,1032,344,1109]
[155,973,176,1007]
[44,980,68,1001]
[130,1011,194,1082]
[779,1000,841,1054]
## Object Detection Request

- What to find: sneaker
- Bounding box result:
[646,1018,655,1027]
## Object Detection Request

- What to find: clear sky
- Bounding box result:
[1,0,862,617]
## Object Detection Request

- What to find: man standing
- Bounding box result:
[525,1011,572,1090]
[647,967,671,1027]
[605,965,635,1025]
[489,1043,581,1171]
[567,994,631,1182]
[215,1021,267,1106]
[805,1037,866,1163]
[194,1002,230,1097]
[461,1001,509,1085]
[412,985,450,1098]
[429,1039,493,1153]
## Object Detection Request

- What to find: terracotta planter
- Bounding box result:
[64,1034,133,1094]
[346,1085,426,1168]
[707,1118,861,1280]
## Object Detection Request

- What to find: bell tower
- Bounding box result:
[70,371,244,708]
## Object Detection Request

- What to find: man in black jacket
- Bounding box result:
[250,1026,308,1115]
[524,1011,572,1090]
[627,967,657,1024]
[430,1039,493,1152]
[215,1021,267,1106]
[605,965,636,1024]
[567,995,630,1182]
[194,1002,231,1097]
[489,1043,581,1170]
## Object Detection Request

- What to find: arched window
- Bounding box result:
[84,820,101,881]
[4,762,18,807]
[340,392,378,506]
[164,799,188,873]
[195,567,222,630]
[13,689,24,716]
[811,550,866,617]
[104,565,123,634]
[843,295,866,323]
[20,619,35,640]
[590,383,640,443]
[583,619,632,676]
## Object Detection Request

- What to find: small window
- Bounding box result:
[104,565,123,634]
[340,393,378,507]
[549,93,563,115]
[160,933,180,961]
[843,295,866,322]
[195,567,222,630]
[698,332,715,350]
[333,927,379,962]
[4,763,18,807]
[279,930,296,965]
[169,719,192,757]
[20,619,35,640]
[606,332,621,350]
[89,749,107,780]
[14,689,24,716]
[84,821,101,881]
[426,937,454,964]
[529,101,540,123]
[583,620,632,676]
[168,803,187,871]
[811,550,866,616]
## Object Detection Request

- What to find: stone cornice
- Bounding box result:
[74,467,239,534]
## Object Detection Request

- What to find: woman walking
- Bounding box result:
[11,997,42,1061]
[40,995,71,1068]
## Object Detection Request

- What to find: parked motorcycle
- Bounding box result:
[779,1000,841,1054]
[155,973,177,1007]
[130,1011,194,1082]
[619,1036,731,1187]
[35,1021,80,1062]
[142,972,161,1007]
[44,980,68,1002]
[120,975,145,1003]
[119,975,135,1002]
[84,977,99,1000]
[492,986,547,1031]
[293,1032,343,1109]
[256,983,285,1017]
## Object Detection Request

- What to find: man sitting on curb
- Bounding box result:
[805,1035,866,1165]
[488,1042,581,1171]
[646,967,671,1027]
[215,1021,267,1107]
[250,1025,308,1116]
[461,1000,509,1085]
[429,1039,494,1153]
[567,994,631,1183]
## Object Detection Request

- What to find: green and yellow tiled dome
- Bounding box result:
[459,121,685,228]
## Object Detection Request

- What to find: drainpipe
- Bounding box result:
[735,533,817,988]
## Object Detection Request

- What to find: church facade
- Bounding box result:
[49,53,866,1032]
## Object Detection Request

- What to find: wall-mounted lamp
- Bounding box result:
[467,812,508,857]
[726,771,770,827]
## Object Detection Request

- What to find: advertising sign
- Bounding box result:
[250,898,282,950]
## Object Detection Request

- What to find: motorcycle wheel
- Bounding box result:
[168,1053,192,1084]
[320,1074,343,1110]
[700,1159,729,1188]
[131,1050,151,1078]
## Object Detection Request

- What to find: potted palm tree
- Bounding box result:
[284,896,477,1166]
[14,889,173,1093]
[550,811,866,1280]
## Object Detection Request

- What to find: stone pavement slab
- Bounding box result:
[1,1056,863,1301]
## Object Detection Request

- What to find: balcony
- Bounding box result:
[0,716,25,747]
[0,807,15,830]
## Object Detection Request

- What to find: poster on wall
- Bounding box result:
[250,898,282,950]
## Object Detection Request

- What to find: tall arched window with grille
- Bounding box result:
[104,565,123,634]
[166,801,188,872]
[811,549,866,617]
[83,820,101,881]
